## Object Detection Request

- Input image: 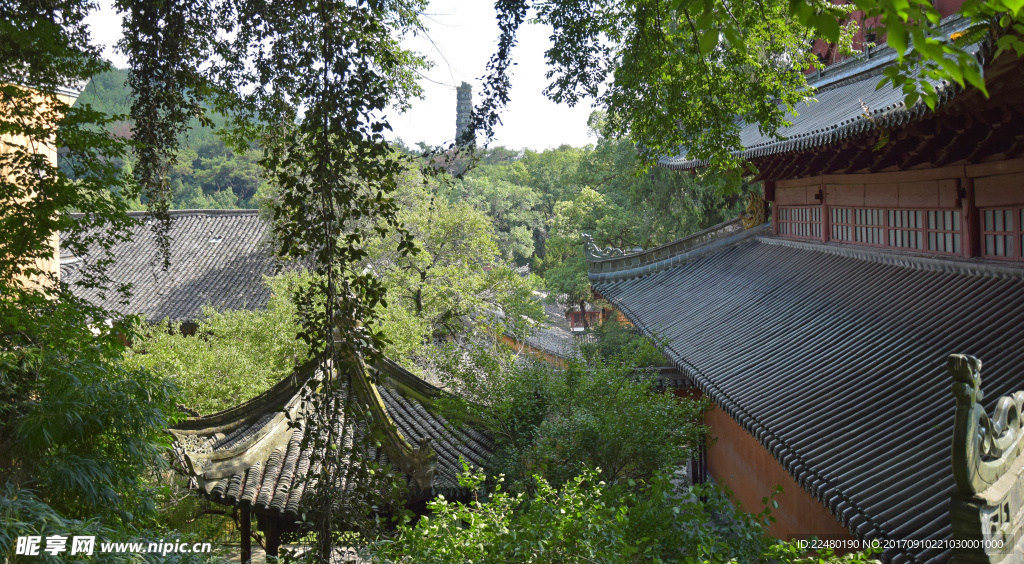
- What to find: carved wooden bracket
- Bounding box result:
[740,193,766,229]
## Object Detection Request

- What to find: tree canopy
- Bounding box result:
[479,0,1024,179]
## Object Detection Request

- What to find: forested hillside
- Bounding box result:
[73,69,266,209]
[75,71,751,305]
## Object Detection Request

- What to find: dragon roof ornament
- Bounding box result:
[582,233,628,260]
[948,354,1024,562]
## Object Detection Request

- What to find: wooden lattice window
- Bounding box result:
[887,209,925,250]
[828,207,961,255]
[926,210,962,255]
[831,207,885,246]
[778,206,821,239]
[981,208,1022,261]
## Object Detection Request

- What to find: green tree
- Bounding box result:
[453,176,543,263]
[367,171,543,366]
[431,341,709,489]
[370,466,879,564]
[1,0,182,541]
[126,273,313,415]
[580,311,669,367]
[578,113,745,246]
[541,187,618,314]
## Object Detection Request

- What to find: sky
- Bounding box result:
[83,1,597,151]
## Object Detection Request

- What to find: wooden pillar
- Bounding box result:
[765,181,778,235]
[962,176,980,257]
[240,506,251,564]
[818,184,829,243]
[265,517,281,558]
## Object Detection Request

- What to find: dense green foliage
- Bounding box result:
[0,298,179,525]
[1,0,187,556]
[370,467,881,564]
[423,130,746,311]
[126,273,313,415]
[580,311,669,367]
[72,69,267,210]
[538,0,817,175]
[368,170,544,366]
[431,342,709,489]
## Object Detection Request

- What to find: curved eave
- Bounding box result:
[658,83,961,172]
[657,16,983,173]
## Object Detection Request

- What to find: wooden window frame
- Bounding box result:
[777,206,822,240]
[886,209,926,252]
[980,207,1023,262]
[925,209,963,256]
[830,207,886,248]
[825,206,963,256]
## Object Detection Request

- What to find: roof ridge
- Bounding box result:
[757,236,1024,280]
[587,222,768,283]
[67,208,262,220]
[127,208,261,217]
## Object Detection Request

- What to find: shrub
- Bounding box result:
[126,272,313,415]
[431,341,709,489]
[369,466,881,564]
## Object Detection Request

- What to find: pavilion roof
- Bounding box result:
[169,357,494,518]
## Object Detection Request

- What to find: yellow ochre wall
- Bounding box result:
[1,85,78,290]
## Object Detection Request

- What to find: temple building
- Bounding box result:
[61,209,280,330]
[587,14,1024,564]
[2,80,85,291]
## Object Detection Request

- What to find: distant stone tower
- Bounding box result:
[455,82,473,145]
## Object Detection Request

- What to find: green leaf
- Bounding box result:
[790,0,813,25]
[1001,0,1024,17]
[815,12,840,43]
[886,21,908,55]
[722,25,743,51]
[699,30,719,55]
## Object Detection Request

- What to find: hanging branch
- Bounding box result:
[116,0,221,269]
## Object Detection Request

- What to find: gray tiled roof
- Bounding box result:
[170,359,494,516]
[61,209,279,322]
[593,236,1024,564]
[521,300,577,358]
[658,16,978,171]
